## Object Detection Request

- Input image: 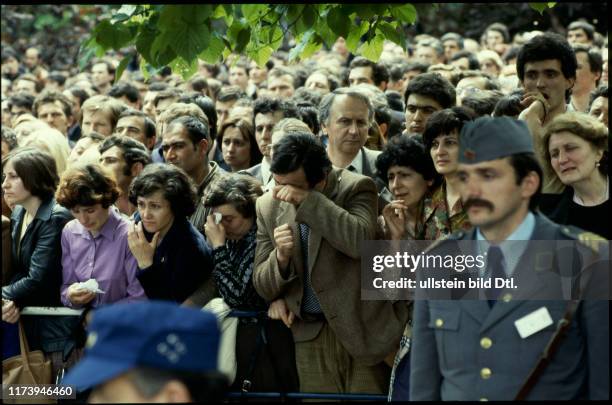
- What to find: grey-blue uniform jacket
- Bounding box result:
[409,213,609,401]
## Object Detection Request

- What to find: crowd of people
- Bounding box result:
[1,15,610,402]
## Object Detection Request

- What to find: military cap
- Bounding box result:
[63,300,220,391]
[459,116,534,163]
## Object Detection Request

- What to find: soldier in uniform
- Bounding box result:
[409,116,609,400]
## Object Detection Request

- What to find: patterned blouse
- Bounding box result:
[211,224,267,311]
[422,182,471,240]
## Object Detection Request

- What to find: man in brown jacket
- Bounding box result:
[253,132,408,394]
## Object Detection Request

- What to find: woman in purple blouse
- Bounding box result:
[55,163,146,308]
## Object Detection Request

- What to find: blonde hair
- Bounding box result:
[541,111,608,182]
[157,102,209,138]
[477,50,504,69]
[22,127,71,176]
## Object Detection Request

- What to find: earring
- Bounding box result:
[596,162,601,168]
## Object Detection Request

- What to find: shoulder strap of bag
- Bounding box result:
[17,320,35,378]
[514,299,581,400]
[515,244,598,400]
[240,312,267,393]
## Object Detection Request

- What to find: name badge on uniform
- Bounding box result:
[514,307,554,339]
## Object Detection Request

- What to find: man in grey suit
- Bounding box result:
[253,132,408,394]
[409,116,609,400]
[320,88,392,210]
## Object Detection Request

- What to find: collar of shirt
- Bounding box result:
[260,159,272,186]
[75,206,121,241]
[476,211,535,277]
[347,148,363,173]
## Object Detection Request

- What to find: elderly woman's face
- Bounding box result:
[212,203,254,240]
[548,131,604,187]
[387,165,431,209]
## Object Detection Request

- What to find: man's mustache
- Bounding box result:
[463,198,494,211]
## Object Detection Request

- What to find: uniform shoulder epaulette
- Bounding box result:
[560,225,607,252]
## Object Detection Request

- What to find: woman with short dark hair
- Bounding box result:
[375,136,439,240]
[420,107,474,239]
[202,173,265,310]
[127,163,213,303]
[55,163,146,308]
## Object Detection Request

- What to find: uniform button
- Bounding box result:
[480,337,492,349]
[435,318,444,328]
[502,293,512,303]
[480,367,492,379]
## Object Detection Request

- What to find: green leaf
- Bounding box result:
[250,46,274,68]
[357,33,384,62]
[135,23,158,64]
[236,27,251,53]
[140,61,151,81]
[241,4,268,22]
[198,33,225,64]
[286,4,304,25]
[212,5,227,19]
[346,21,369,53]
[227,19,248,51]
[377,21,401,46]
[111,5,137,23]
[301,6,316,28]
[327,6,351,38]
[529,3,556,14]
[170,24,210,63]
[356,6,377,20]
[78,41,98,71]
[169,57,198,80]
[301,37,323,60]
[114,55,131,84]
[390,4,417,24]
[94,20,135,50]
[288,30,315,61]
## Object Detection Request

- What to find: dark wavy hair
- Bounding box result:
[128,163,198,218]
[422,107,475,151]
[271,132,331,188]
[404,72,456,108]
[2,146,58,200]
[375,136,439,186]
[516,32,577,102]
[204,173,263,219]
[55,163,120,209]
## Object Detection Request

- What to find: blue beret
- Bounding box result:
[63,301,220,391]
[459,116,534,164]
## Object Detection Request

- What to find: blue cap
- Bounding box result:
[459,116,535,164]
[63,301,220,391]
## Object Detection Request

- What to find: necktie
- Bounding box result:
[486,246,505,306]
[348,165,357,173]
[299,223,322,314]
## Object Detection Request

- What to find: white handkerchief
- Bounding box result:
[78,279,105,294]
